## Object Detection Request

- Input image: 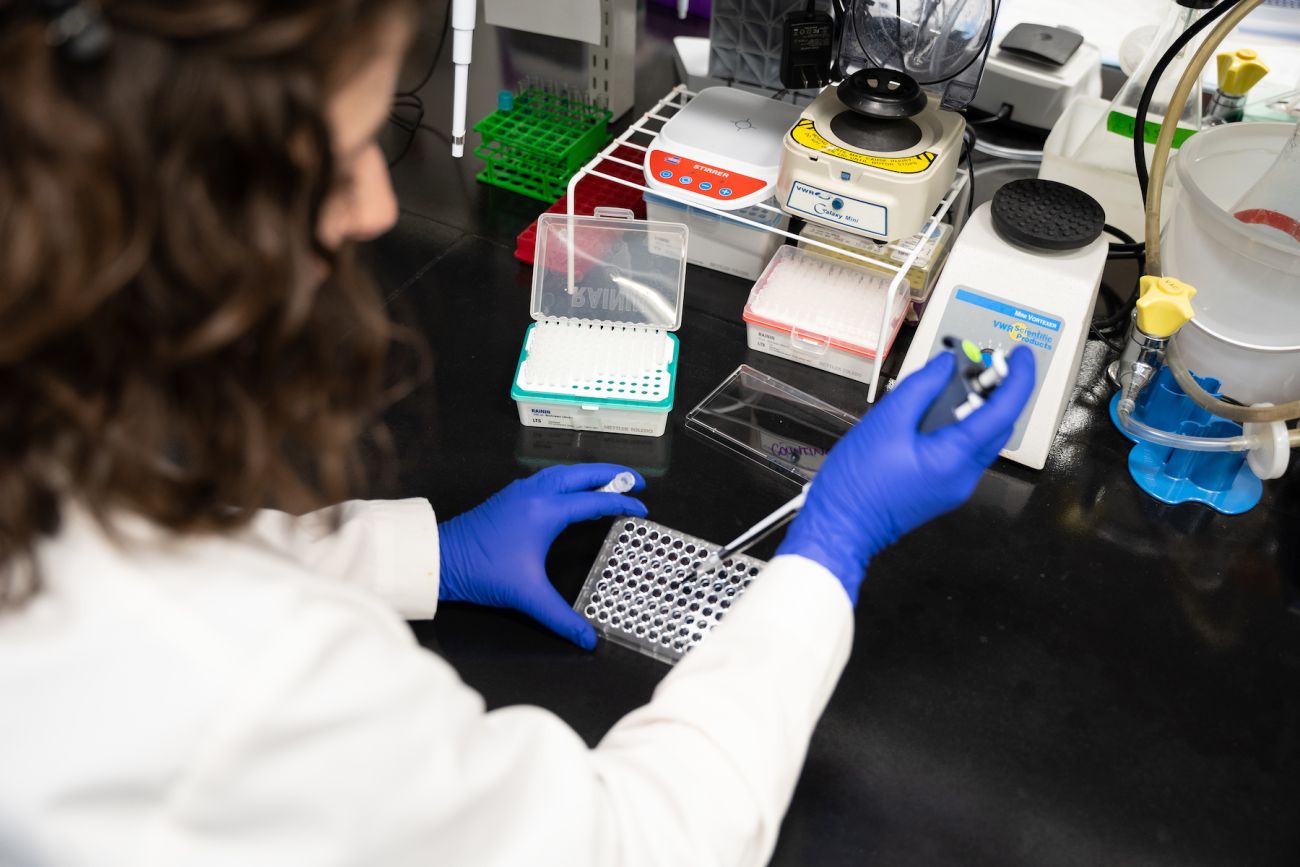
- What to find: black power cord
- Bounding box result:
[968,102,1012,126]
[1133,0,1246,202]
[387,2,454,167]
[1103,224,1138,244]
[961,125,977,225]
[1097,280,1124,311]
[400,2,453,99]
[1089,222,1148,351]
[1103,223,1144,257]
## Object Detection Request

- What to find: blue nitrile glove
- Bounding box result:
[438,464,648,650]
[777,347,1036,603]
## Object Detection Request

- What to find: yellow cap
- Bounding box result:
[1135,276,1197,338]
[1216,49,1269,97]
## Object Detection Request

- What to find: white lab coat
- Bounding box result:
[0,499,853,867]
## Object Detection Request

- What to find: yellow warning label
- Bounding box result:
[790,119,937,174]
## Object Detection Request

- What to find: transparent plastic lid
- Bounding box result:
[532,210,689,331]
[839,0,1000,110]
[685,365,860,487]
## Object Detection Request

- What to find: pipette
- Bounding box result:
[689,337,1011,580]
[689,482,811,578]
[449,0,478,158]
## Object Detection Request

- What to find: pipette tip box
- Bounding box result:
[742,246,908,385]
[574,517,767,664]
[796,221,953,309]
[644,192,789,281]
[511,211,689,438]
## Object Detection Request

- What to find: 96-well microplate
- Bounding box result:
[574,518,766,664]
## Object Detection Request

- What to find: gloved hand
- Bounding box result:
[438,464,648,650]
[776,347,1036,603]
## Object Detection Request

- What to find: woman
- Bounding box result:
[0,1,1035,864]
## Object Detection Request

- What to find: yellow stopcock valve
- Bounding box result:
[1135,276,1197,338]
[1216,49,1270,97]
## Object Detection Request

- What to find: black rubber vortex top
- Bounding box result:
[991,179,1106,252]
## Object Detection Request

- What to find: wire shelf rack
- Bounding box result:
[563,84,970,403]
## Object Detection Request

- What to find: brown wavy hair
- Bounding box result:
[0,0,419,605]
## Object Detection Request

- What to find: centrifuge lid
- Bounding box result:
[849,0,996,86]
[645,87,803,211]
[531,211,688,331]
[837,0,999,111]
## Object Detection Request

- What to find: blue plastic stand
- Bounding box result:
[1108,366,1262,515]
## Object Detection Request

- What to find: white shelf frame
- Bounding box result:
[564,84,969,404]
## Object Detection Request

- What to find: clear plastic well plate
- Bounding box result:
[574,518,767,664]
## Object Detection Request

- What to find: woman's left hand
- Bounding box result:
[437,464,648,649]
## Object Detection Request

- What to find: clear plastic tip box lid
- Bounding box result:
[531,211,689,331]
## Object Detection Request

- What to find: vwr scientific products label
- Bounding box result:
[943,287,1060,452]
[953,288,1061,351]
[784,181,888,237]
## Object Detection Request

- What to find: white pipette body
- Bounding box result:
[450,0,477,158]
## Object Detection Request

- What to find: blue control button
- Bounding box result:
[659,170,674,180]
[698,181,713,191]
[679,176,693,185]
[832,198,845,210]
[719,187,734,197]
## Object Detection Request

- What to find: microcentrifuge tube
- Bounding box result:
[599,472,636,494]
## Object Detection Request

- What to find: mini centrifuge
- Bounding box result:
[776,0,999,242]
[777,74,965,242]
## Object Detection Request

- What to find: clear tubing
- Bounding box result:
[1115,385,1259,452]
[1135,0,1300,426]
[1166,336,1300,424]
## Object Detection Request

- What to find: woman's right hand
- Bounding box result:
[776,347,1037,602]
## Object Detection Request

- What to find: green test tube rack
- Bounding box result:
[474,87,613,203]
